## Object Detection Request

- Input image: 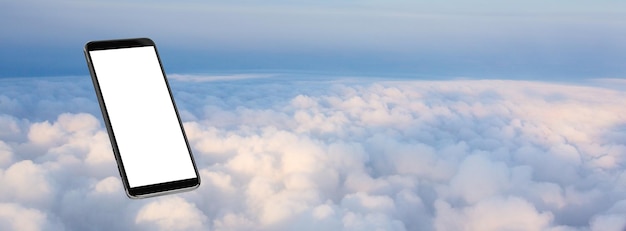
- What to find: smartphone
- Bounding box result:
[84,38,200,199]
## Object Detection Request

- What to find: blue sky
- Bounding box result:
[2,0,626,79]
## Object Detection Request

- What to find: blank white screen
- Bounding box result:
[89,46,196,188]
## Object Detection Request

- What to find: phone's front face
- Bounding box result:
[85,38,200,198]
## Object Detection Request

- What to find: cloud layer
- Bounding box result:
[1,75,626,230]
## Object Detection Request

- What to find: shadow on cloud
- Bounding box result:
[0,75,625,231]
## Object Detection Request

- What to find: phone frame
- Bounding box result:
[84,38,200,199]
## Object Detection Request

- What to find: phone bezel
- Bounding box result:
[84,38,200,199]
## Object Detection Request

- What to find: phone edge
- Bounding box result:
[83,43,135,198]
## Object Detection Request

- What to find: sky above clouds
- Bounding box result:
[1,75,626,230]
[1,0,626,78]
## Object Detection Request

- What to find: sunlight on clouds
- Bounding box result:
[181,78,626,230]
[434,196,554,231]
[1,76,626,230]
[136,196,207,231]
[0,160,51,205]
[92,176,123,194]
[0,203,49,231]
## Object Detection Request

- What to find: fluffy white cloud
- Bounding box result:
[1,75,626,230]
[0,203,55,231]
[136,196,207,231]
[434,196,554,231]
[0,141,12,167]
[0,160,51,206]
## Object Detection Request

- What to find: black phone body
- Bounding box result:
[84,38,200,198]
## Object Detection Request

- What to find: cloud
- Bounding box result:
[589,200,626,231]
[0,203,54,231]
[434,196,554,231]
[1,75,626,230]
[136,196,208,231]
[448,154,510,204]
[0,141,13,167]
[169,74,276,82]
[0,160,51,206]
